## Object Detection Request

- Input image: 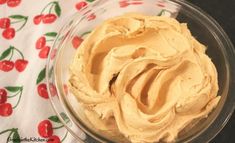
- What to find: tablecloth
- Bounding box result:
[0,0,96,142]
[0,0,178,143]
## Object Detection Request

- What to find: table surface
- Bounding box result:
[188,0,235,143]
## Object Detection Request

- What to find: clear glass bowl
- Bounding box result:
[46,0,235,142]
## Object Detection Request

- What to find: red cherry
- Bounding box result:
[37,83,48,99]
[63,84,68,94]
[47,135,61,143]
[39,46,50,59]
[75,1,88,11]
[50,49,57,60]
[0,18,10,29]
[34,14,44,25]
[0,88,7,104]
[0,103,13,117]
[157,3,165,7]
[7,0,21,7]
[42,14,57,24]
[2,28,15,40]
[36,36,46,49]
[38,120,53,138]
[15,59,28,72]
[49,83,57,96]
[131,2,143,5]
[119,1,130,8]
[0,0,7,5]
[0,60,14,72]
[87,13,96,21]
[72,36,83,49]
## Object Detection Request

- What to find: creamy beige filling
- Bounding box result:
[69,13,220,143]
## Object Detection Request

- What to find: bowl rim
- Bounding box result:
[46,0,235,142]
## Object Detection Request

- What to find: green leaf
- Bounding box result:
[9,15,26,20]
[86,0,95,2]
[12,130,20,143]
[0,46,13,61]
[45,32,57,37]
[36,68,46,84]
[48,115,61,123]
[60,112,70,123]
[5,86,22,93]
[54,3,61,17]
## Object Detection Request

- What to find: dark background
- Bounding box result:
[188,0,235,143]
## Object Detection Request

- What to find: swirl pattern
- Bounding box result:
[69,13,220,143]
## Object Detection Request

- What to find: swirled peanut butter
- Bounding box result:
[69,13,220,143]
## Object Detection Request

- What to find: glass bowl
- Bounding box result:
[46,0,235,142]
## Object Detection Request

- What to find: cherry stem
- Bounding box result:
[13,47,24,60]
[7,90,21,98]
[40,2,56,14]
[12,87,23,109]
[7,130,14,142]
[81,31,91,38]
[0,128,17,135]
[16,17,28,32]
[46,39,55,42]
[57,36,64,41]
[8,48,14,61]
[52,125,64,130]
[158,10,165,16]
[61,130,68,142]
[49,3,55,14]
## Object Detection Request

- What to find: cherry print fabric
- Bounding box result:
[0,0,93,142]
[0,0,180,143]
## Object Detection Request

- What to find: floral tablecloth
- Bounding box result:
[0,0,178,143]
